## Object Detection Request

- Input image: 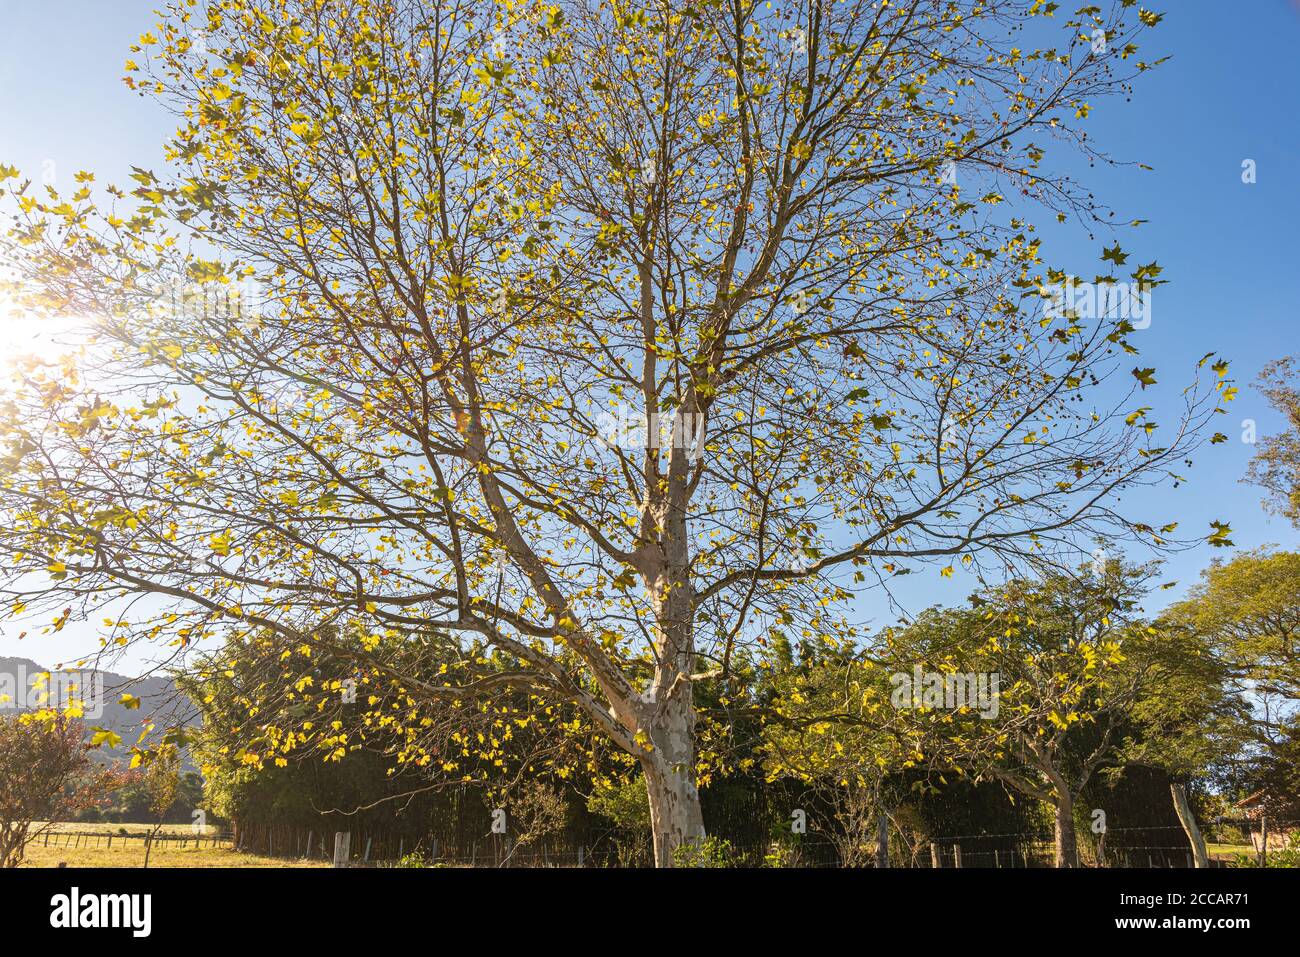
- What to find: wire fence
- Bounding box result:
[36,829,234,851]
[41,817,1294,868]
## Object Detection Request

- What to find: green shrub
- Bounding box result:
[673,836,738,868]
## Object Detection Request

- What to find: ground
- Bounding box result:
[18,822,327,868]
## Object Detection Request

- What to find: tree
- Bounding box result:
[1168,549,1300,707]
[888,567,1154,867]
[587,773,652,866]
[0,0,1230,864]
[502,779,568,864]
[1118,619,1251,868]
[0,714,100,867]
[1162,548,1300,863]
[141,745,182,868]
[760,646,919,867]
[1246,355,1300,527]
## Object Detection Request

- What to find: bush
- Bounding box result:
[392,849,433,868]
[673,836,738,868]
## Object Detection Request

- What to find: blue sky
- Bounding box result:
[1,1,1298,671]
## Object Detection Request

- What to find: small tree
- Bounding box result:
[1169,549,1300,705]
[141,745,182,869]
[888,566,1153,867]
[761,649,918,867]
[587,773,652,867]
[0,713,97,867]
[1161,548,1300,864]
[503,779,567,865]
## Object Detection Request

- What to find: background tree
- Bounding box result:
[502,779,568,864]
[886,566,1155,867]
[1246,355,1300,526]
[141,744,182,868]
[760,643,920,867]
[1168,549,1300,708]
[1118,617,1251,867]
[586,773,652,866]
[1164,548,1300,862]
[0,713,105,867]
[0,0,1230,864]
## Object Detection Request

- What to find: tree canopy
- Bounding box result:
[0,0,1235,864]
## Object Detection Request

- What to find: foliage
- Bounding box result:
[1166,549,1300,705]
[0,713,109,867]
[672,835,738,869]
[505,779,568,850]
[391,849,435,869]
[141,744,183,867]
[1246,355,1300,527]
[1118,617,1251,783]
[86,769,204,824]
[0,0,1232,863]
[587,773,651,834]
[1231,838,1300,869]
[765,564,1163,866]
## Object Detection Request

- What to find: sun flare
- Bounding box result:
[0,295,85,367]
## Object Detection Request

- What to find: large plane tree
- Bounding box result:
[0,0,1231,864]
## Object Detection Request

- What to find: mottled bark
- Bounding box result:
[641,690,705,867]
[1170,781,1209,868]
[1054,792,1078,868]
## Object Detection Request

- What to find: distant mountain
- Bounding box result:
[0,656,197,766]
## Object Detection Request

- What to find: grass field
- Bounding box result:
[1208,842,1256,861]
[16,822,1260,868]
[34,821,222,837]
[18,822,328,868]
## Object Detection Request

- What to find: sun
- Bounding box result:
[0,293,86,367]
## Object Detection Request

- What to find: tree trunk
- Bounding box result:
[875,808,889,868]
[641,692,705,867]
[640,426,707,868]
[1054,793,1078,868]
[1169,781,1209,868]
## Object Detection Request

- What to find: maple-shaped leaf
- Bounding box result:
[1131,367,1157,388]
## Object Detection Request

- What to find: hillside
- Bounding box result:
[0,656,197,765]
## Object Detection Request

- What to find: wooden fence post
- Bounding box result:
[953,844,963,868]
[929,843,940,868]
[333,832,351,868]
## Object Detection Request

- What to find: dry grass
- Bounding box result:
[35,821,221,837]
[18,821,328,868]
[20,842,326,868]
